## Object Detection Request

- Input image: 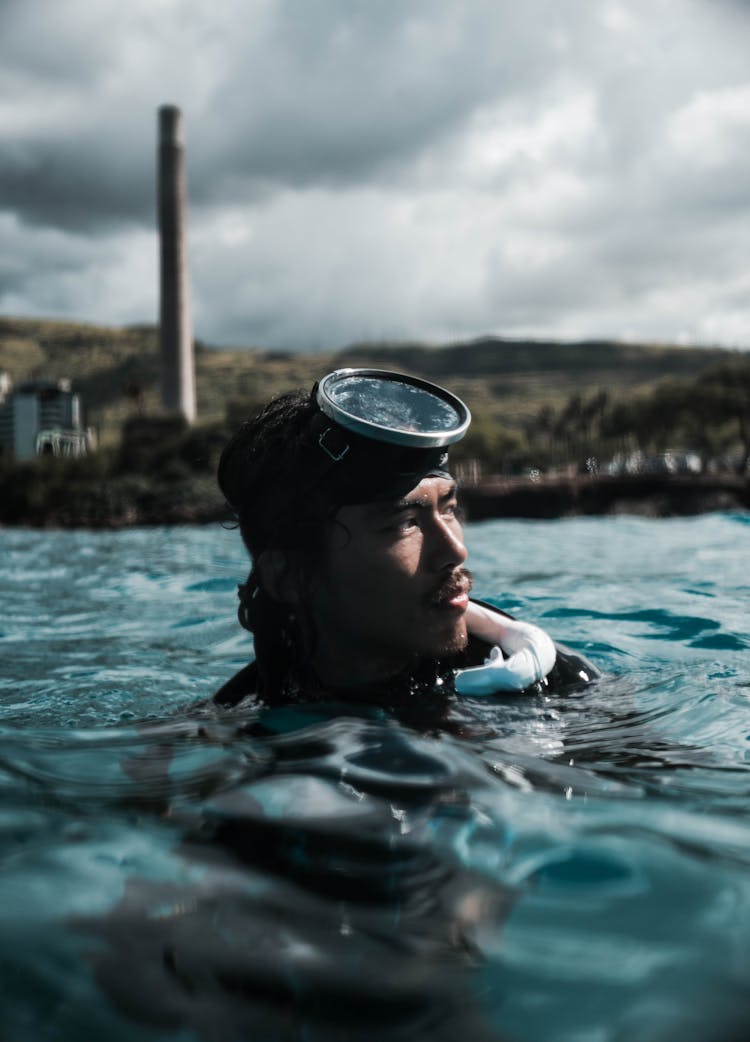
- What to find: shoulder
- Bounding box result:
[545,640,601,691]
[212,661,259,706]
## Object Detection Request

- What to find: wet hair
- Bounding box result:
[218,383,459,701]
[218,390,344,699]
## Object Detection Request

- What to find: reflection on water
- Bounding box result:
[1,515,749,1041]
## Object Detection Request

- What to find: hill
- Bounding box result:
[1,316,747,526]
[0,316,738,446]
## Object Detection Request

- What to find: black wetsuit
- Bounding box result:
[212,600,599,709]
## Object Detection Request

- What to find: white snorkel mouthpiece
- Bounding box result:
[455,602,557,696]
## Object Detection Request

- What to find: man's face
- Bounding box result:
[308,476,471,687]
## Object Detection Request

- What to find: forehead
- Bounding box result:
[339,475,458,524]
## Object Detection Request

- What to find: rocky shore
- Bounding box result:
[1,469,747,529]
[460,472,750,521]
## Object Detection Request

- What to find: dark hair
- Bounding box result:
[218,390,342,699]
[218,382,460,701]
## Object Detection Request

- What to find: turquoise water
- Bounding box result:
[1,513,749,1041]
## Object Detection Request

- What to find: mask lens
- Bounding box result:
[329,376,458,433]
[317,369,470,447]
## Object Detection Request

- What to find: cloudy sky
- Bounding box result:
[1,0,749,351]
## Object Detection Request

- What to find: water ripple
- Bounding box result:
[1,516,749,1041]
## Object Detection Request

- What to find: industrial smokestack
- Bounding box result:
[157,104,196,422]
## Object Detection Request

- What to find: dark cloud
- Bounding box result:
[0,0,117,83]
[0,0,566,229]
[193,0,557,196]
[1,0,749,348]
[0,136,154,231]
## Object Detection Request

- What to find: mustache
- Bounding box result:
[431,568,473,604]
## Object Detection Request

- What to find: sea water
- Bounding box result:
[0,513,748,1041]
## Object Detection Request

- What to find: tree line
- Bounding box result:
[450,356,750,477]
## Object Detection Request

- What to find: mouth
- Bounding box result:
[430,571,472,612]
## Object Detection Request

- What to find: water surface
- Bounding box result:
[1,513,749,1041]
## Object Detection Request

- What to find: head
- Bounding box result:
[218,370,472,698]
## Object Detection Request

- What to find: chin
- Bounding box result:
[426,620,468,659]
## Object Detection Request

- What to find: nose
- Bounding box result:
[425,513,468,571]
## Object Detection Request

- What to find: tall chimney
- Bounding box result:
[158,104,196,422]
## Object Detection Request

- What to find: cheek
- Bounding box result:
[329,539,419,599]
[358,537,421,586]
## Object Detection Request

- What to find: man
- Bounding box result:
[213,368,597,713]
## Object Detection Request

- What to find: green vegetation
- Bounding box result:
[0,315,747,525]
[0,418,225,526]
[516,357,750,476]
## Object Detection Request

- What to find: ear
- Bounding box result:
[257,550,302,607]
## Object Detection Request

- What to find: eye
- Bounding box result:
[394,513,419,532]
[380,509,419,535]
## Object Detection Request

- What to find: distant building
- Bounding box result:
[0,377,94,461]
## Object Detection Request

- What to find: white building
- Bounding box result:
[0,378,92,461]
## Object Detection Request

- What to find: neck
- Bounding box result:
[311,647,417,691]
[305,654,454,712]
[279,617,454,706]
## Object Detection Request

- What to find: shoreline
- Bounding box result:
[0,473,747,529]
[460,472,750,521]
